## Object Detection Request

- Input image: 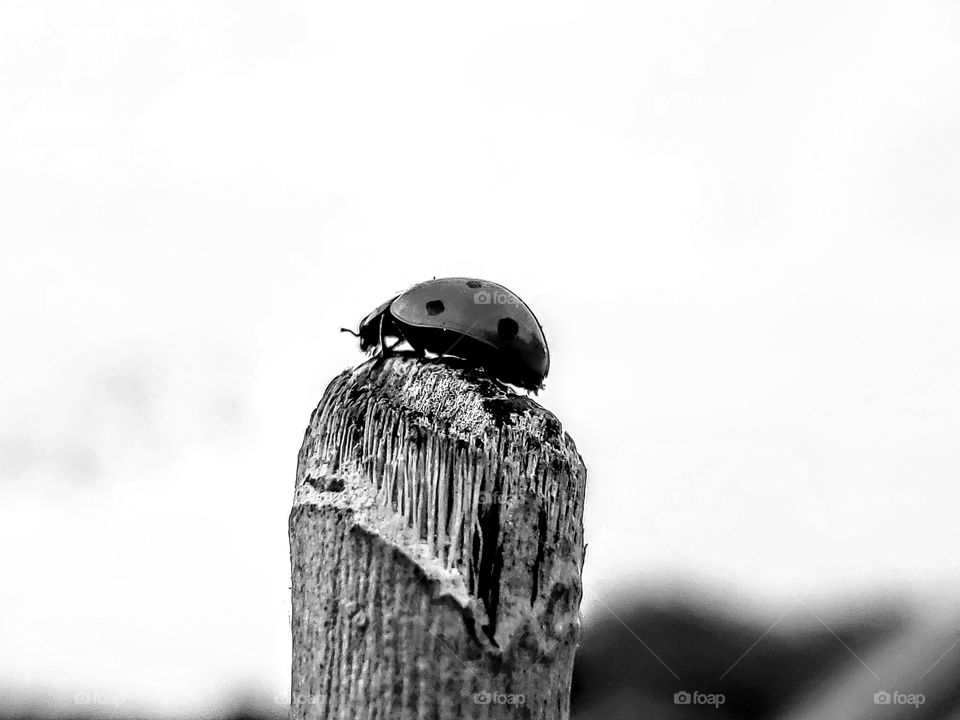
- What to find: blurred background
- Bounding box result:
[2,1,960,718]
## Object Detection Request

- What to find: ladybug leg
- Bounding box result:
[379,323,407,355]
[372,316,407,368]
[404,338,425,359]
[403,334,427,360]
[369,315,390,369]
[378,314,389,356]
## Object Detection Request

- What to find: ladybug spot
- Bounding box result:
[466,280,482,289]
[497,318,519,340]
[426,300,445,316]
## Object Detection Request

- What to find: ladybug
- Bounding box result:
[343,278,549,391]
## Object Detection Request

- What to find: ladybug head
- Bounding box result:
[355,315,382,352]
[344,295,401,353]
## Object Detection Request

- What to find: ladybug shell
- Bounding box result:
[390,278,549,386]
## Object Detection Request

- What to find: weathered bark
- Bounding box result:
[290,355,586,720]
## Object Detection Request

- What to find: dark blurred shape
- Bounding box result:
[6,596,960,720]
[778,606,960,720]
[0,708,285,720]
[571,595,905,720]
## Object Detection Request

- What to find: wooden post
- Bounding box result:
[289,356,586,719]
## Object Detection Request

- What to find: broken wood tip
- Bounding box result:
[290,355,586,719]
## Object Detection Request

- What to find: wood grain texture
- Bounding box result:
[290,355,586,719]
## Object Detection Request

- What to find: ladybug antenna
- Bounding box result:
[340,327,360,338]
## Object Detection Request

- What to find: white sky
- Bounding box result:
[2,0,960,713]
